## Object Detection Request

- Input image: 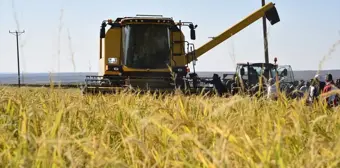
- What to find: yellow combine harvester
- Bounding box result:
[83,2,280,94]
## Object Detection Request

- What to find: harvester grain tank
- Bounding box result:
[83,2,281,94]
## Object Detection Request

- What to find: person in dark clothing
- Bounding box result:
[315,74,326,94]
[212,74,225,96]
[189,73,198,89]
[320,82,326,93]
[206,74,225,96]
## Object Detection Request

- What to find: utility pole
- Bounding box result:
[262,0,269,64]
[9,30,25,87]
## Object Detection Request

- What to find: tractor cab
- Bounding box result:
[277,65,295,83]
[226,61,290,95]
[276,64,296,91]
[235,62,278,87]
[219,57,295,96]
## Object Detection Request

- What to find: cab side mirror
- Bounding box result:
[100,28,105,38]
[100,22,107,38]
[189,23,197,40]
[190,29,196,40]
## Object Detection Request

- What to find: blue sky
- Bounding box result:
[0,0,339,73]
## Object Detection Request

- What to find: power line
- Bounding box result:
[9,30,25,88]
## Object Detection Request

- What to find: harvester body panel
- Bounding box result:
[99,25,122,76]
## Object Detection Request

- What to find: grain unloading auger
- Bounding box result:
[82,2,281,95]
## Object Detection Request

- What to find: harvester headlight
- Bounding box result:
[108,57,117,64]
[177,68,183,72]
[113,67,119,71]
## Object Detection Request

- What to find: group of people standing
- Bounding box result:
[267,73,339,108]
[307,73,339,107]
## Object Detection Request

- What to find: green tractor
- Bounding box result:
[222,58,295,96]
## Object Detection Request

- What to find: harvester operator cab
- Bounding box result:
[98,15,198,75]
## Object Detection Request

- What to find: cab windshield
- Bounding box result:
[251,65,276,79]
[238,64,276,80]
[122,24,171,69]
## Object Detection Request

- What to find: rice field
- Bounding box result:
[0,86,339,167]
